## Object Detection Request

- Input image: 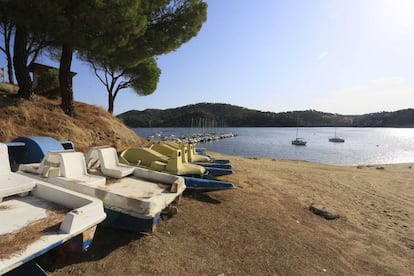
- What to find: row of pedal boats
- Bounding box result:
[0,136,235,275]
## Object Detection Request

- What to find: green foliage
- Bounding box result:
[51,0,155,115]
[33,0,148,54]
[34,69,60,99]
[117,103,414,128]
[127,58,161,96]
[1,0,207,113]
[88,0,208,69]
[82,0,207,113]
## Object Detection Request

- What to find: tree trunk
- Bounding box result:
[108,93,114,114]
[4,25,14,84]
[6,50,14,84]
[13,25,32,98]
[59,43,74,116]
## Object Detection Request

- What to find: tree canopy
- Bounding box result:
[82,0,207,114]
[91,57,161,114]
[89,0,208,68]
[0,0,207,116]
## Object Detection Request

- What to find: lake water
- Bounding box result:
[133,127,414,166]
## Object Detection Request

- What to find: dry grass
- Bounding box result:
[45,154,414,275]
[0,95,148,152]
[0,205,69,260]
[0,83,19,94]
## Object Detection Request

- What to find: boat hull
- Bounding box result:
[292,141,306,146]
[210,158,230,164]
[4,261,47,276]
[195,149,230,164]
[183,177,235,192]
[101,208,160,232]
[192,162,232,169]
[204,167,233,177]
[329,138,345,143]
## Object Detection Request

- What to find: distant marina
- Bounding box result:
[134,127,414,166]
[148,131,237,143]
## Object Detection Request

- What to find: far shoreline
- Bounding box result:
[211,152,414,168]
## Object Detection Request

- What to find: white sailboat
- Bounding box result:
[292,127,307,146]
[329,128,345,143]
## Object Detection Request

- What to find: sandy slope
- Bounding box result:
[0,96,147,152]
[47,153,414,275]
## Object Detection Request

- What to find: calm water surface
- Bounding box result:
[134,127,414,166]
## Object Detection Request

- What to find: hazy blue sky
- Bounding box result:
[38,0,414,115]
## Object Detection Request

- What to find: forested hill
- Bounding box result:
[117,103,414,128]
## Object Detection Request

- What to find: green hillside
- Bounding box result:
[117,103,414,128]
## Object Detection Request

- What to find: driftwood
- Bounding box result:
[309,204,339,220]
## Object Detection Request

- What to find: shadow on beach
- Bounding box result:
[184,191,222,205]
[36,226,143,272]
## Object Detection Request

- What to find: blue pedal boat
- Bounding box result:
[183,177,235,193]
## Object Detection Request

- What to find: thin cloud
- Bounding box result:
[316,51,329,61]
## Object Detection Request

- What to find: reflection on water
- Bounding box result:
[134,127,414,166]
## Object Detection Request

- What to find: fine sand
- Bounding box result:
[46,153,414,275]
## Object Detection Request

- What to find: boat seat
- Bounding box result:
[0,174,36,201]
[56,151,106,186]
[150,160,167,171]
[86,146,135,178]
[0,143,36,201]
[118,154,141,166]
[18,150,65,178]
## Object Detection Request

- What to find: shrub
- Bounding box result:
[34,69,60,99]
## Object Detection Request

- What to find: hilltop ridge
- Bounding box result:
[0,95,147,152]
[117,103,414,128]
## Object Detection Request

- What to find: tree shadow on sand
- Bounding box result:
[184,191,222,205]
[36,226,143,272]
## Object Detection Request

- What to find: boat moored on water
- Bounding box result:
[329,128,345,143]
[291,138,307,146]
[328,137,345,143]
[292,127,307,146]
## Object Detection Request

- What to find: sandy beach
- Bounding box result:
[45,153,414,275]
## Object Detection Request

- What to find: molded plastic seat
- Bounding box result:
[58,151,106,186]
[18,150,105,186]
[86,146,135,178]
[18,150,65,177]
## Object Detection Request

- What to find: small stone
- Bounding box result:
[309,205,339,220]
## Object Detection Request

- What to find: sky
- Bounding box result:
[38,0,414,115]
